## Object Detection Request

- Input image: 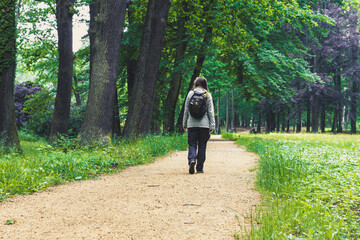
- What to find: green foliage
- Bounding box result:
[0,0,16,74]
[227,133,360,239]
[0,134,187,201]
[17,0,58,84]
[22,90,54,137]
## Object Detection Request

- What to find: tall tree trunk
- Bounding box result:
[89,0,98,78]
[0,0,20,148]
[281,114,286,132]
[345,107,349,131]
[175,26,213,132]
[334,72,343,133]
[320,104,326,133]
[311,95,319,132]
[292,117,295,133]
[225,94,229,132]
[286,119,290,132]
[257,111,261,133]
[73,75,81,106]
[271,110,276,132]
[123,0,171,137]
[276,112,280,132]
[306,99,311,132]
[351,80,358,134]
[80,0,127,144]
[332,109,338,133]
[151,94,161,134]
[112,90,121,137]
[163,2,188,133]
[50,0,75,139]
[350,44,359,134]
[127,59,136,102]
[216,95,220,134]
[296,106,302,133]
[231,89,235,132]
[16,0,22,25]
[265,101,271,133]
[126,3,137,102]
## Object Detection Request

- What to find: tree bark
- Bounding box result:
[50,0,75,138]
[351,80,358,134]
[80,0,127,144]
[296,106,302,133]
[122,0,171,137]
[89,0,98,80]
[163,2,189,133]
[276,112,280,132]
[332,108,338,133]
[334,72,343,133]
[126,3,137,103]
[306,99,311,132]
[73,75,81,106]
[265,101,271,133]
[225,94,229,132]
[350,43,359,134]
[151,94,161,134]
[127,59,136,102]
[281,113,286,132]
[320,104,326,132]
[257,111,261,133]
[112,90,121,137]
[216,95,220,134]
[231,89,235,132]
[0,0,20,148]
[311,95,319,132]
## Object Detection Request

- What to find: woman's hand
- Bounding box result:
[209,129,214,134]
[183,127,187,131]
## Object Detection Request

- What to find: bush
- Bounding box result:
[22,90,54,137]
[14,81,41,128]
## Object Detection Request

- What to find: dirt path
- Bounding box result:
[0,135,259,240]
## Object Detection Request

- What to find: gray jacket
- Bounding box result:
[183,87,215,130]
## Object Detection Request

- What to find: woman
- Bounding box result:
[183,77,215,174]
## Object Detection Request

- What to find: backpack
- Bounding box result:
[189,91,207,119]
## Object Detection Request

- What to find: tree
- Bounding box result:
[122,0,171,137]
[50,0,76,139]
[0,0,20,148]
[162,1,189,133]
[79,0,127,144]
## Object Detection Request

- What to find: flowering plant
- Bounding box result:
[14,81,41,128]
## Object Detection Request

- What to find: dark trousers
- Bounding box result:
[187,127,210,171]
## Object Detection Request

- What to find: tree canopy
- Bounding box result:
[1,0,360,146]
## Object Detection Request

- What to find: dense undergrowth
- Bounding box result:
[222,132,360,239]
[0,132,187,201]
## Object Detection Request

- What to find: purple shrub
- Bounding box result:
[14,82,42,128]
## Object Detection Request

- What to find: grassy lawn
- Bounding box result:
[0,133,188,201]
[222,132,360,239]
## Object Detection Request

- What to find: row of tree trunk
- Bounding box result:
[261,101,357,134]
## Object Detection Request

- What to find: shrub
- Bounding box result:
[22,90,54,137]
[14,81,41,128]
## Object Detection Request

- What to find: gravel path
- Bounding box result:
[0,135,259,240]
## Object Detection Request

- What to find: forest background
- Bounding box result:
[2,0,360,238]
[1,0,360,147]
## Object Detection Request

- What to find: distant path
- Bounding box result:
[0,135,259,240]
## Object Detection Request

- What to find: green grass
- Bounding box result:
[0,133,188,201]
[223,132,360,239]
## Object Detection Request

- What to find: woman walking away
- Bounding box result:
[183,77,215,174]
